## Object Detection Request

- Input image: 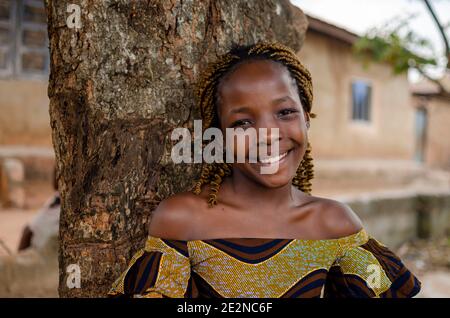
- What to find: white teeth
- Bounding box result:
[259,151,288,164]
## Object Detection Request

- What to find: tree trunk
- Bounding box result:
[45,0,308,297]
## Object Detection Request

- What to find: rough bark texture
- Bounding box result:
[45,0,308,297]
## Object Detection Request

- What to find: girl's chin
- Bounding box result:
[253,173,294,188]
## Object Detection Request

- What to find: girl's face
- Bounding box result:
[216,59,309,188]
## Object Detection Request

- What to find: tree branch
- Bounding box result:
[423,0,450,68]
[416,66,450,98]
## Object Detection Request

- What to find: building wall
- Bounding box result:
[343,189,450,248]
[426,98,450,169]
[413,95,450,169]
[0,79,52,146]
[0,0,51,147]
[297,31,415,159]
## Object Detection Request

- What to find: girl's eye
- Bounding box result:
[230,119,252,128]
[278,108,299,118]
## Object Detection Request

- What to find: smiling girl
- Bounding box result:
[108,41,421,298]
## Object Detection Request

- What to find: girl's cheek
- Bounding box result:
[290,121,306,138]
[224,134,254,161]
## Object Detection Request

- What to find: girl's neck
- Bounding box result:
[225,167,298,212]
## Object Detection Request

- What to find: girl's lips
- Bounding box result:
[256,148,293,166]
[258,150,289,164]
[244,148,295,165]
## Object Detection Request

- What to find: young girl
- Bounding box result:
[108,41,421,298]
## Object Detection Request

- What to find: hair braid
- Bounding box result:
[192,40,317,207]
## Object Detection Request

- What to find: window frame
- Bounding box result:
[350,78,372,123]
[0,0,49,80]
[0,0,16,77]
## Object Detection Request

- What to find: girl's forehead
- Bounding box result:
[219,60,294,96]
[227,59,288,81]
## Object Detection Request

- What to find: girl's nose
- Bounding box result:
[257,128,281,146]
[255,116,282,146]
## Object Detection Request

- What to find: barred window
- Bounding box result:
[0,0,48,79]
[351,80,372,121]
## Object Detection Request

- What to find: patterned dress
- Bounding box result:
[108,228,421,298]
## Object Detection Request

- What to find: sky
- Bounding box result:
[290,0,450,82]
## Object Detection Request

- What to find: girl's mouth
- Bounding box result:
[257,149,292,165]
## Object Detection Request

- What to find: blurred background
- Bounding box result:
[0,0,449,297]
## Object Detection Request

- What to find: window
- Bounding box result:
[0,0,49,79]
[351,80,372,121]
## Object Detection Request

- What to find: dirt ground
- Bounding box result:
[396,235,450,297]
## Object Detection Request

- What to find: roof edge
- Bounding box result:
[306,13,359,45]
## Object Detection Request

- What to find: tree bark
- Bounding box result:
[45,0,308,297]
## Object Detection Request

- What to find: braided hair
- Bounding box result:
[191,40,316,207]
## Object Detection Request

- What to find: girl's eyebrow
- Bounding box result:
[229,106,252,114]
[271,95,293,105]
[228,96,294,115]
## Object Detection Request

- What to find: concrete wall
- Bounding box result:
[412,96,450,170]
[0,236,58,297]
[338,189,450,248]
[0,79,52,147]
[298,30,415,160]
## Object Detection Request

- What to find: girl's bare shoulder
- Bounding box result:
[303,194,364,239]
[318,197,364,238]
[147,190,208,240]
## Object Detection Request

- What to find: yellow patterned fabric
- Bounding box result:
[109,237,191,298]
[108,228,421,298]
